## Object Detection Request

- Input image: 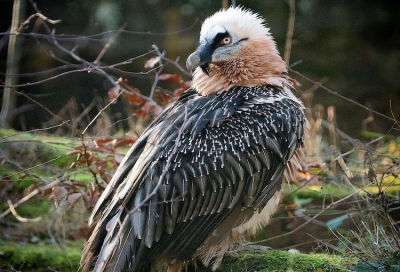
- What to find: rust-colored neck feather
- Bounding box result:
[192,40,292,96]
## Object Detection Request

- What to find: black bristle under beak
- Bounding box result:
[201,64,210,76]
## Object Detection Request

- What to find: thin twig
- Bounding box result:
[1,69,90,88]
[159,55,191,77]
[149,45,166,99]
[116,77,153,102]
[290,68,397,123]
[251,191,359,244]
[50,29,117,86]
[0,154,60,183]
[74,96,99,126]
[284,0,296,65]
[0,177,62,220]
[1,18,200,42]
[0,121,70,141]
[82,91,123,135]
[94,23,127,65]
[153,45,191,77]
[7,199,42,222]
[10,88,80,135]
[17,12,61,33]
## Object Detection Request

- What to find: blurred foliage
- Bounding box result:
[0,0,398,136]
[0,0,400,270]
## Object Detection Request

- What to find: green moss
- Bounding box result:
[0,242,355,272]
[196,250,354,272]
[0,241,84,272]
[70,171,98,183]
[285,183,352,200]
[16,199,51,218]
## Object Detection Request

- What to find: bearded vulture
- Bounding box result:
[81,6,306,272]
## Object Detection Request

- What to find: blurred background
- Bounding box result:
[1,2,400,269]
[0,0,399,137]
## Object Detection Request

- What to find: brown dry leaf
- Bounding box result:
[23,183,40,197]
[94,138,114,146]
[66,149,82,156]
[53,185,68,207]
[307,162,325,170]
[159,73,183,84]
[155,88,173,105]
[95,159,108,172]
[83,152,94,165]
[108,86,120,103]
[289,179,300,186]
[173,81,192,97]
[133,100,163,118]
[144,56,161,69]
[116,77,147,106]
[70,180,86,188]
[283,203,297,210]
[41,186,53,197]
[66,192,83,210]
[122,91,147,107]
[87,182,103,207]
[113,138,136,148]
[87,183,97,197]
[286,210,294,219]
[99,171,112,184]
[81,192,91,209]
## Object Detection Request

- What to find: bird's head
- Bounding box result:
[187,7,291,96]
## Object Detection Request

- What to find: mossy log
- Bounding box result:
[0,242,354,272]
[196,250,353,272]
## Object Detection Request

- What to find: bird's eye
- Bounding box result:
[221,37,232,45]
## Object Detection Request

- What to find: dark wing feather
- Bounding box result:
[81,86,305,272]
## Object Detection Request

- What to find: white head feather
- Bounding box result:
[200,7,272,43]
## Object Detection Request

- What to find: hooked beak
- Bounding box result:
[186,51,202,72]
[186,43,213,75]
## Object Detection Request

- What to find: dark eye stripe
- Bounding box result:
[212,32,230,49]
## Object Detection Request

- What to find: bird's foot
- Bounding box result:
[225,243,272,256]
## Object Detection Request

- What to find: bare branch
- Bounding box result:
[17,12,61,33]
[149,45,166,99]
[251,191,359,244]
[153,45,191,77]
[0,152,60,183]
[284,0,296,65]
[0,178,63,220]
[0,122,70,141]
[7,199,42,222]
[49,29,117,86]
[82,91,123,135]
[10,88,81,135]
[290,68,398,123]
[116,77,153,102]
[1,69,92,88]
[94,23,127,65]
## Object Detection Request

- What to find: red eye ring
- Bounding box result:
[221,37,232,45]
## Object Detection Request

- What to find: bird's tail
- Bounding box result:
[80,208,148,272]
